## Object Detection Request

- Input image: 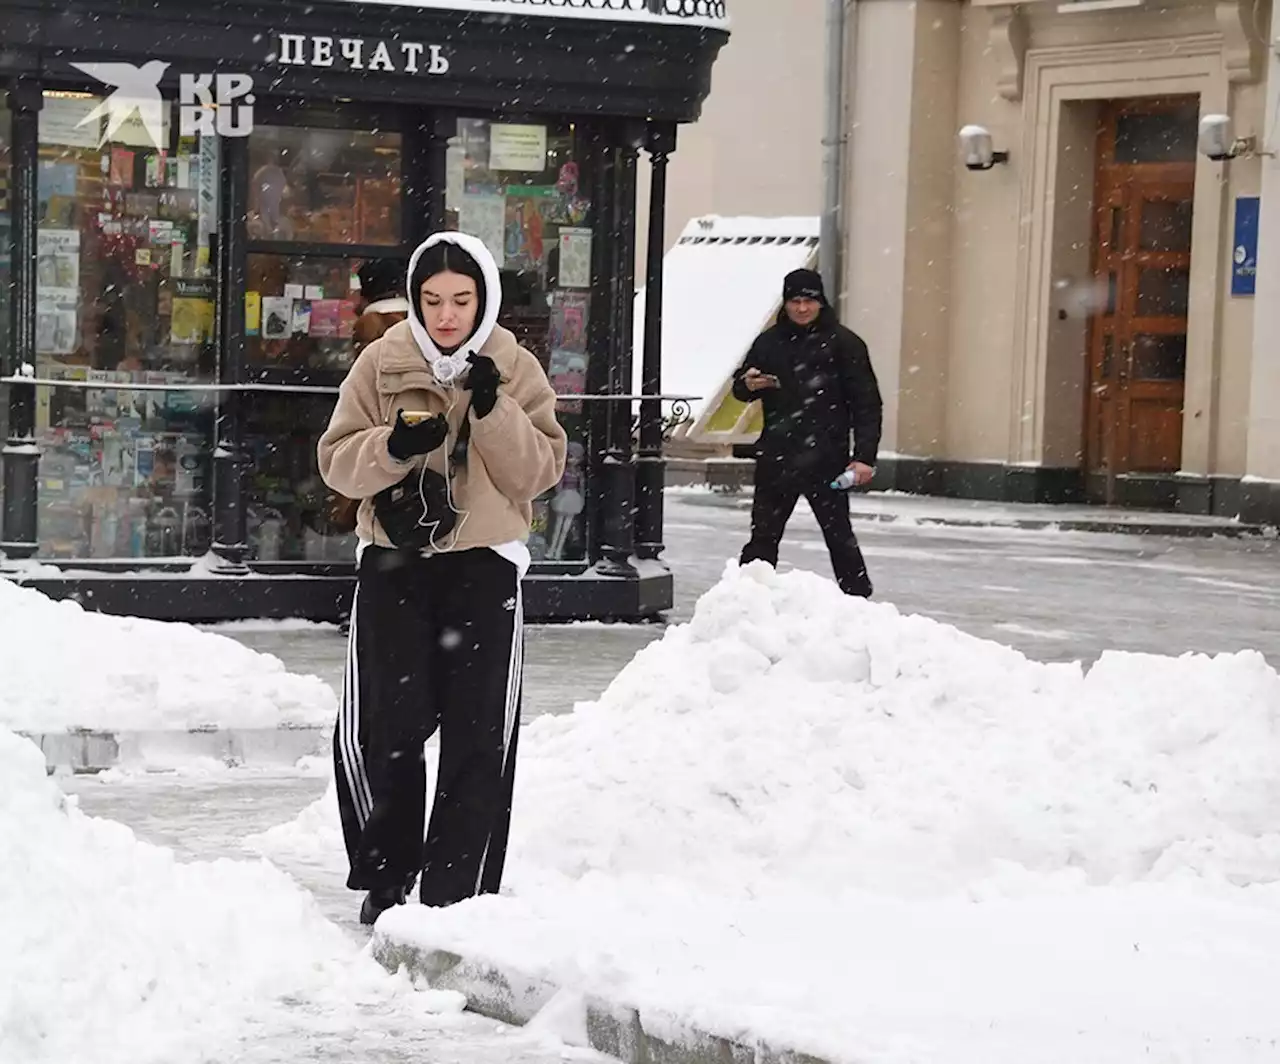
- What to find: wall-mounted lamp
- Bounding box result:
[1198,114,1259,161]
[958,125,1010,171]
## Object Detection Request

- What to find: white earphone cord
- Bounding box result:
[415,385,469,554]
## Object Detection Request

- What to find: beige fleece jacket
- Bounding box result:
[317,319,567,553]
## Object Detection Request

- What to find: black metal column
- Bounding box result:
[404,110,452,248]
[596,121,644,577]
[1,80,41,562]
[210,135,250,572]
[635,122,676,562]
[584,122,616,566]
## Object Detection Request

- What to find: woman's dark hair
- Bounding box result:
[410,241,487,349]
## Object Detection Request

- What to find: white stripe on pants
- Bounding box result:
[338,587,374,827]
[475,579,523,893]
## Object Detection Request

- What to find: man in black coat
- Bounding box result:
[731,268,883,597]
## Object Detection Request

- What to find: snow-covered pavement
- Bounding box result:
[14,490,1280,1063]
[6,747,605,1064]
[214,492,1280,718]
[64,768,364,933]
[666,492,1280,662]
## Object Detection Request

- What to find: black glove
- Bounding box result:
[466,355,501,418]
[387,411,448,461]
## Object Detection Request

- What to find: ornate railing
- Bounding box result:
[417,0,728,27]
[631,398,694,443]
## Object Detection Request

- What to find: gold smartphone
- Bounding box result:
[399,411,435,426]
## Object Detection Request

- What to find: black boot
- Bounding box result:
[359,885,406,926]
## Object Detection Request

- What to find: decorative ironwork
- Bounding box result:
[458,0,728,24]
[628,397,693,443]
[661,398,693,442]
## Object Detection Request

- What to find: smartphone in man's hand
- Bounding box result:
[744,368,781,392]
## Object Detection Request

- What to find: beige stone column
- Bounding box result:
[1245,30,1280,498]
[843,0,963,462]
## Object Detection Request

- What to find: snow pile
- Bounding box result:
[381,871,1280,1063]
[508,563,1280,895]
[203,618,340,634]
[362,563,1280,1062]
[0,580,336,732]
[0,727,463,1064]
[246,776,346,860]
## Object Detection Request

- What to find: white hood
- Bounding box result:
[404,231,503,385]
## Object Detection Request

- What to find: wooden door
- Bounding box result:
[1086,98,1198,495]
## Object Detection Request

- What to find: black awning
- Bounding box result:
[1,0,728,121]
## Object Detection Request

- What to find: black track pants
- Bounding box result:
[334,545,523,906]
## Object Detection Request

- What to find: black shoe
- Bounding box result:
[359,885,406,926]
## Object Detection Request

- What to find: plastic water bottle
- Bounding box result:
[830,470,858,491]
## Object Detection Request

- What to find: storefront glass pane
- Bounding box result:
[1,101,11,459]
[446,117,591,563]
[35,91,218,558]
[0,101,11,370]
[246,253,374,372]
[36,384,215,559]
[248,126,402,245]
[244,393,357,562]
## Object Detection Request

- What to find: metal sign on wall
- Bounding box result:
[1233,196,1259,297]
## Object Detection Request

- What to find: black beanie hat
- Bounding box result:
[357,259,405,303]
[783,268,827,305]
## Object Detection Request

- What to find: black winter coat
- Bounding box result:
[731,308,883,474]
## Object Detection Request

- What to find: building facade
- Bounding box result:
[634,0,826,274]
[837,0,1278,523]
[0,0,728,621]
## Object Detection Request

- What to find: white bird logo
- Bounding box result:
[69,61,170,148]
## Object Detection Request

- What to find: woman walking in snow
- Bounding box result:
[318,232,566,925]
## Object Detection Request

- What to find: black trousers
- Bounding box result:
[740,460,873,597]
[335,546,522,907]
